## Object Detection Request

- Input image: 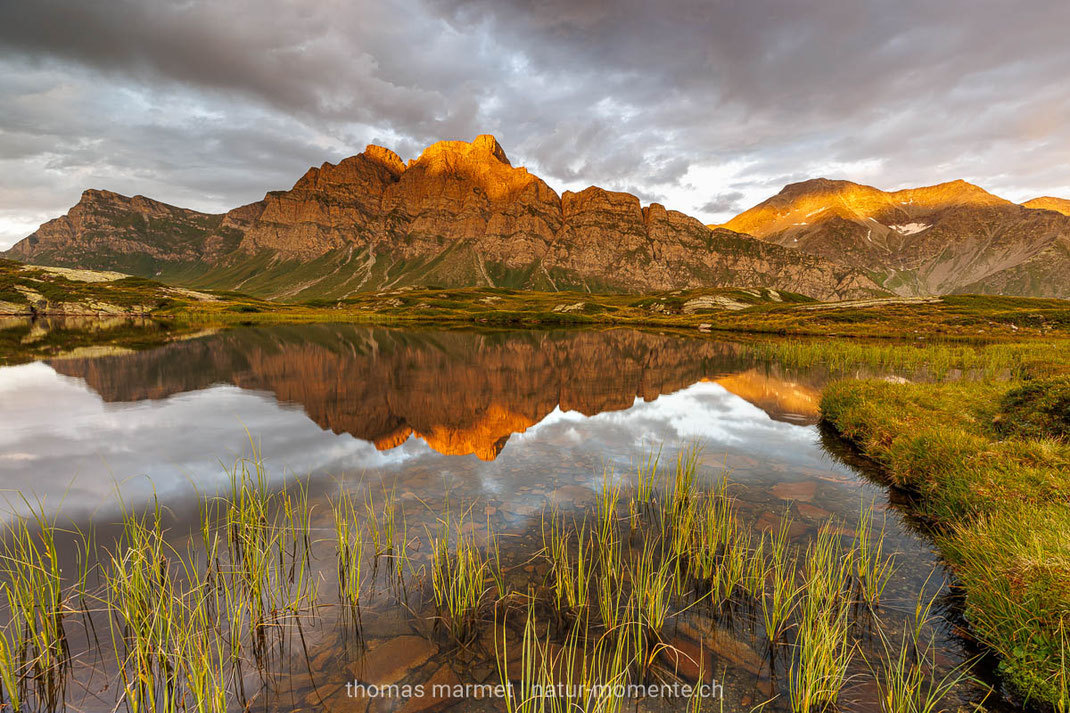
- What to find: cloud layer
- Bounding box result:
[1,0,1068,248]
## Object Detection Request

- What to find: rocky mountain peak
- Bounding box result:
[719,175,1070,298]
[472,134,511,164]
[896,179,1008,209]
[1023,196,1070,216]
[776,178,860,199]
[404,134,535,201]
[413,133,511,167]
[81,188,121,202]
[362,144,406,176]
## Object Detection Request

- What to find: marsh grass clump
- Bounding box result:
[859,578,978,713]
[785,520,860,712]
[634,446,663,507]
[940,503,1070,705]
[105,501,235,713]
[789,595,854,713]
[869,619,976,713]
[219,458,317,637]
[496,603,638,713]
[851,505,896,609]
[330,491,365,611]
[0,508,70,711]
[365,485,399,559]
[760,538,798,647]
[543,514,593,623]
[628,537,673,640]
[430,512,491,643]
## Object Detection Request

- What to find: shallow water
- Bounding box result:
[0,325,1020,711]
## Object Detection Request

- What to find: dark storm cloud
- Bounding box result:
[1,0,1069,247]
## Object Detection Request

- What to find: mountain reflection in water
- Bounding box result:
[0,324,841,524]
[47,325,822,461]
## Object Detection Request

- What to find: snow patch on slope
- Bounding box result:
[888,222,931,235]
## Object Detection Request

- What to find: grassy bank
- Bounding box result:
[821,357,1070,706]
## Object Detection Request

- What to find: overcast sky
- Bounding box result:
[1,0,1069,250]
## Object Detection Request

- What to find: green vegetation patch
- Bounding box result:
[941,503,1070,704]
[995,376,1070,441]
[820,352,1070,706]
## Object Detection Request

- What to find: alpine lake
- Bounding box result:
[0,321,1023,713]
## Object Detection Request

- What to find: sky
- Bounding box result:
[1,0,1069,250]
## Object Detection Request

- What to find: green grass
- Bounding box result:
[821,349,1070,706]
[941,504,1070,707]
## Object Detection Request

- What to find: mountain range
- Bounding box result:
[5,135,1069,300]
[720,178,1070,297]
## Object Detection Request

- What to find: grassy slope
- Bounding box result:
[821,362,1070,705]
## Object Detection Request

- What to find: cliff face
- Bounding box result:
[4,136,883,301]
[49,325,825,461]
[3,190,238,275]
[720,179,1070,297]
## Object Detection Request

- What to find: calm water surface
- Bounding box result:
[0,325,1016,711]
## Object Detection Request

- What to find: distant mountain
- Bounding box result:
[5,190,233,273]
[3,136,883,301]
[720,178,1070,297]
[1023,196,1070,216]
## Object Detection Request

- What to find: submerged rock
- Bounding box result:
[349,636,437,685]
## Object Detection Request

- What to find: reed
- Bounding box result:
[695,491,747,608]
[219,456,317,637]
[761,554,798,647]
[789,596,854,713]
[0,624,21,712]
[668,446,702,519]
[596,470,622,550]
[852,505,895,608]
[543,514,592,618]
[365,485,399,558]
[789,520,856,712]
[595,535,625,631]
[870,630,973,713]
[743,535,768,601]
[801,522,850,613]
[0,509,68,710]
[497,601,545,713]
[488,530,509,601]
[629,536,673,639]
[759,513,798,645]
[105,504,184,713]
[714,526,749,609]
[667,493,699,596]
[330,491,365,609]
[635,445,663,506]
[430,517,489,642]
